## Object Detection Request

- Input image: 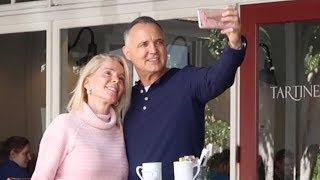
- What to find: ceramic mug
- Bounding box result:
[173,161,200,180]
[136,162,162,180]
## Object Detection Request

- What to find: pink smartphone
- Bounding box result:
[197,9,234,29]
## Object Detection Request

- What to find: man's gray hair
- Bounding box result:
[123,16,163,43]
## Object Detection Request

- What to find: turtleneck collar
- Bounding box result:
[76,103,117,130]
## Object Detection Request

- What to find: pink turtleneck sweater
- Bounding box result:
[31,103,128,180]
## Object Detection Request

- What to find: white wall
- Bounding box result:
[0,0,290,26]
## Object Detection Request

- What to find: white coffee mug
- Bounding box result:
[136,162,162,180]
[173,161,200,180]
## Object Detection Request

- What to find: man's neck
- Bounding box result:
[139,68,168,86]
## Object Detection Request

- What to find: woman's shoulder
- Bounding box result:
[41,112,83,144]
[54,112,79,123]
[46,112,81,131]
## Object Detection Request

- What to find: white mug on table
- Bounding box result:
[136,162,162,180]
[173,161,200,180]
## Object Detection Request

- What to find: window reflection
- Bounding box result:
[259,22,320,180]
[0,31,46,156]
[0,0,41,4]
[0,0,10,5]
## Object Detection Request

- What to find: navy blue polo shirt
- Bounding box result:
[124,44,246,180]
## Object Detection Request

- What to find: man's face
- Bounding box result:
[123,23,167,78]
[283,157,294,178]
[276,157,294,178]
[11,144,31,168]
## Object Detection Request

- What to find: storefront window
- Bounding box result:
[259,22,320,180]
[0,31,46,155]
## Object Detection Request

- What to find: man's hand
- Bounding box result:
[221,5,242,49]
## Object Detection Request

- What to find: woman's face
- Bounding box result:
[85,60,125,106]
[10,144,31,168]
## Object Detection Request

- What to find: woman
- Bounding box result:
[0,136,32,180]
[31,54,131,180]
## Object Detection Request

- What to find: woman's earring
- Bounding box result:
[113,101,119,107]
[87,89,92,95]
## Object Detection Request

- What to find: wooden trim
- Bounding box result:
[240,6,258,179]
[240,0,320,179]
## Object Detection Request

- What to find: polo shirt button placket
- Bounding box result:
[143,97,148,110]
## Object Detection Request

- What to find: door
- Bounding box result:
[240,0,320,179]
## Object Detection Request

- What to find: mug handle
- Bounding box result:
[192,164,200,180]
[136,166,144,180]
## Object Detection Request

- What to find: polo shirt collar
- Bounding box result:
[134,68,178,87]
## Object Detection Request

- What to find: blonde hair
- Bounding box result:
[67,53,132,124]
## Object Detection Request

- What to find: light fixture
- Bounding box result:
[68,27,97,74]
[259,43,277,85]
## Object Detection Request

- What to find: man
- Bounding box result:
[122,5,247,180]
[207,151,230,180]
[274,149,294,180]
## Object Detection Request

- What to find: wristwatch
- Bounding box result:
[229,36,247,50]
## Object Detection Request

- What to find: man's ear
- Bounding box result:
[9,149,16,159]
[122,45,131,61]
